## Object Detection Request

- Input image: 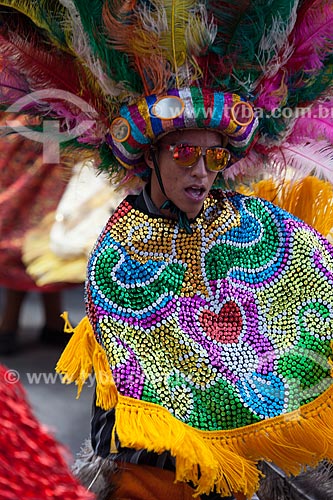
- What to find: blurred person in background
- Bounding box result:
[0,113,126,356]
[0,113,73,355]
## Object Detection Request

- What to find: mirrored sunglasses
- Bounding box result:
[166,144,231,172]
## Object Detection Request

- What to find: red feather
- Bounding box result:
[0,27,81,95]
[0,22,107,121]
[0,55,30,104]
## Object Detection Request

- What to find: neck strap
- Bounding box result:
[150,148,193,234]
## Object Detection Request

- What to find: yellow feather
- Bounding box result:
[158,0,199,74]
[102,0,212,93]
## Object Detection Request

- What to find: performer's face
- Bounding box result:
[147,129,227,219]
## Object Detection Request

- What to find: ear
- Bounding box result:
[144,148,155,169]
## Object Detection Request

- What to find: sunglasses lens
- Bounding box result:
[170,144,231,171]
[173,145,200,167]
[205,148,231,171]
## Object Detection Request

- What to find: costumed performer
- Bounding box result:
[1,1,333,499]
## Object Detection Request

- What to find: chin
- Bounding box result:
[185,207,202,219]
[170,199,202,220]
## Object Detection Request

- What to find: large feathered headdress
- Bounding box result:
[0,0,333,189]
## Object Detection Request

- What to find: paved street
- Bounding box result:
[0,286,94,464]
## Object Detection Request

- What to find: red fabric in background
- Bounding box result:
[0,114,69,291]
[0,363,95,499]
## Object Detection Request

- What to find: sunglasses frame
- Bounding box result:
[166,144,231,172]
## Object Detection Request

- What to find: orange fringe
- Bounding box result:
[56,313,118,409]
[114,387,333,498]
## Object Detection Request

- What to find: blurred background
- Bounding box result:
[0,119,124,464]
[0,285,94,460]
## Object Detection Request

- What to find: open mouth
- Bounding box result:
[185,186,206,200]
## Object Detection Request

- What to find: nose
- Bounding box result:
[191,154,207,178]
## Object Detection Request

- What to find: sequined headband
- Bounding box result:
[107,87,259,170]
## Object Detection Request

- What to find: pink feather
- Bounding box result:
[269,141,333,184]
[286,0,333,72]
[223,150,265,181]
[291,99,333,144]
[255,70,288,111]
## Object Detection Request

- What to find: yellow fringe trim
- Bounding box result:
[114,386,333,498]
[55,313,118,409]
[56,315,333,497]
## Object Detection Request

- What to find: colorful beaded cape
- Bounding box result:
[58,190,333,497]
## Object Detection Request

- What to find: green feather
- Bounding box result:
[70,0,142,93]
[259,113,288,140]
[287,55,333,107]
[218,0,297,90]
[98,142,124,177]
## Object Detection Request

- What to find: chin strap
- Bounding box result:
[150,148,193,234]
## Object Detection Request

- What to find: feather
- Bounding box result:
[72,440,117,500]
[69,0,142,94]
[198,1,249,87]
[0,55,30,103]
[223,149,267,182]
[291,98,333,144]
[103,0,170,94]
[223,0,297,91]
[185,1,217,87]
[0,0,68,49]
[252,2,298,109]
[0,17,109,115]
[184,4,217,58]
[157,0,203,79]
[256,2,298,72]
[286,0,333,73]
[226,138,333,188]
[255,69,289,111]
[58,0,127,97]
[287,54,333,107]
[102,0,215,93]
[0,20,111,156]
[102,0,168,95]
[269,140,333,183]
[205,0,251,55]
[156,0,217,87]
[0,14,79,95]
[258,460,333,500]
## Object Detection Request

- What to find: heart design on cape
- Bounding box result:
[199,300,242,343]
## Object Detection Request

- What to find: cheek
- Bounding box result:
[165,173,182,192]
[164,164,185,184]
[208,172,219,186]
